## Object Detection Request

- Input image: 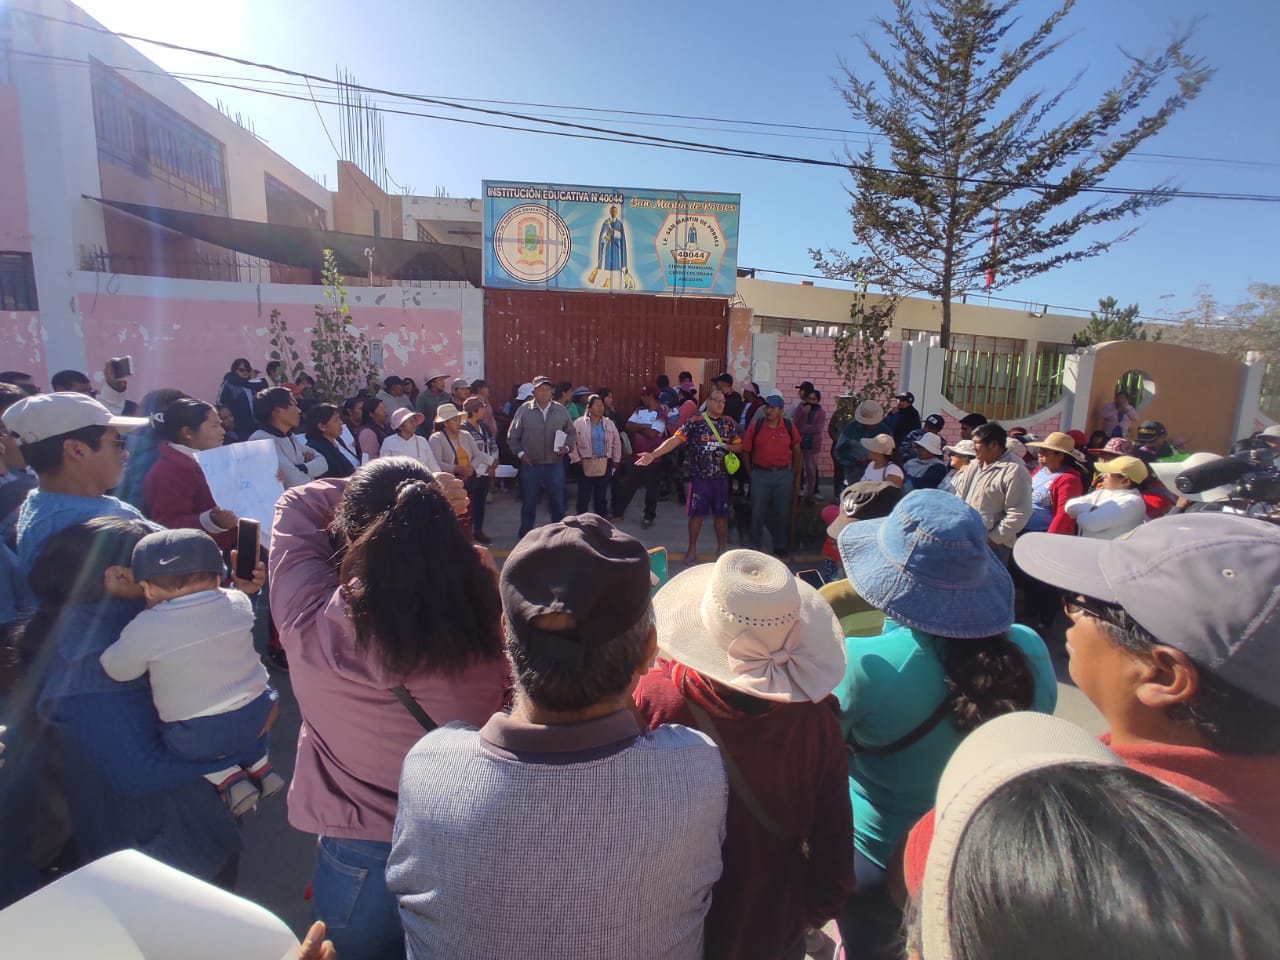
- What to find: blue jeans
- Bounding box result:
[837,850,902,959]
[518,461,566,537]
[311,837,403,960]
[749,467,792,552]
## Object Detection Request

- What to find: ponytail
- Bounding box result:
[154,398,214,445]
[339,476,502,678]
[940,634,1036,733]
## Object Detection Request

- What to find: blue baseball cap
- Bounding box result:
[764,394,786,408]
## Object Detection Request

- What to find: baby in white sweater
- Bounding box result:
[100,529,282,816]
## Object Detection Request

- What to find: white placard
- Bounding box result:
[195,439,283,550]
[463,349,482,378]
[0,850,300,960]
[553,429,568,452]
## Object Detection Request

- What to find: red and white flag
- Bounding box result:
[984,202,1000,289]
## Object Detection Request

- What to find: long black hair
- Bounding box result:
[333,457,502,678]
[939,634,1036,733]
[154,398,215,445]
[932,764,1280,960]
[304,403,341,444]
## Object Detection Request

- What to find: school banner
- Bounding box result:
[482,180,740,296]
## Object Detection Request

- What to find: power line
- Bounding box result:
[18,11,1280,203]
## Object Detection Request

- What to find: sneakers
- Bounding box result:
[251,763,287,801]
[215,770,261,817]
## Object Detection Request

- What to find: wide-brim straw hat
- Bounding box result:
[837,489,1014,638]
[433,402,465,424]
[1025,431,1084,461]
[861,433,896,456]
[854,399,885,425]
[654,550,847,703]
[389,408,424,432]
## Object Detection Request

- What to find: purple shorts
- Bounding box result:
[687,476,730,518]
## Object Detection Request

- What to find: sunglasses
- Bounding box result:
[1061,593,1114,621]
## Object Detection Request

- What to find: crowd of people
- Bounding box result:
[0,357,1277,960]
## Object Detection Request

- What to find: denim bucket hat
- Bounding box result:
[837,489,1014,638]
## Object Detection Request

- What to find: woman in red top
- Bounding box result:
[1020,432,1087,632]
[142,398,237,551]
[633,550,854,960]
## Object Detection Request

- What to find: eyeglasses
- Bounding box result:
[1061,593,1114,622]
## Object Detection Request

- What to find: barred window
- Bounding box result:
[0,253,38,311]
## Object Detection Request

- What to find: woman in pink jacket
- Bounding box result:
[269,457,509,960]
[568,394,623,517]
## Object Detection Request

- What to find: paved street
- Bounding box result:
[236,481,1103,939]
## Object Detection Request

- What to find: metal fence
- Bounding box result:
[943,347,1069,421]
[1262,360,1280,422]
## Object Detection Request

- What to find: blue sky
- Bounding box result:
[72,0,1279,323]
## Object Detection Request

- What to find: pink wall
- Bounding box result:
[0,312,47,383]
[76,293,462,402]
[773,335,905,475]
[0,86,31,252]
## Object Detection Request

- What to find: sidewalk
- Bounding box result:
[478,477,831,568]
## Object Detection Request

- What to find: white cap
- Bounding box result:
[2,392,149,445]
[516,382,534,401]
[1263,424,1280,438]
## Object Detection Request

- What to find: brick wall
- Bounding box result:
[773,336,904,475]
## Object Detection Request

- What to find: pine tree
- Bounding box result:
[1072,296,1159,346]
[813,0,1212,347]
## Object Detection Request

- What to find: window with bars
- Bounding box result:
[0,253,38,310]
[90,58,229,213]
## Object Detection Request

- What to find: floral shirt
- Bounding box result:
[677,415,740,480]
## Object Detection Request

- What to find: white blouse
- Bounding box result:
[380,432,443,472]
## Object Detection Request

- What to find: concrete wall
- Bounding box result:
[2,0,333,375]
[49,273,473,402]
[1085,339,1246,454]
[737,277,1087,349]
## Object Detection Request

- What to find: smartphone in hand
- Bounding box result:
[110,356,133,379]
[234,519,261,581]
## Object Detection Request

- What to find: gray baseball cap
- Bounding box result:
[1013,514,1280,706]
[132,529,225,583]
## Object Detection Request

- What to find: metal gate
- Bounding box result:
[483,290,729,410]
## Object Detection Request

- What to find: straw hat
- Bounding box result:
[433,403,465,424]
[1005,438,1029,460]
[921,714,1123,960]
[854,399,885,425]
[861,433,896,457]
[1025,431,1084,462]
[389,408,424,432]
[1094,455,1148,485]
[654,550,847,703]
[838,490,1014,638]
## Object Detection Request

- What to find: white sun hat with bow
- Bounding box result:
[653,550,847,702]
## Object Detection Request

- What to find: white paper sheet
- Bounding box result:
[553,429,568,452]
[494,464,518,478]
[196,439,283,550]
[0,850,299,960]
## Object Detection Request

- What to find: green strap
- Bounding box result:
[684,697,809,859]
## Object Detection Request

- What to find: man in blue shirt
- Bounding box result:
[3,392,151,570]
